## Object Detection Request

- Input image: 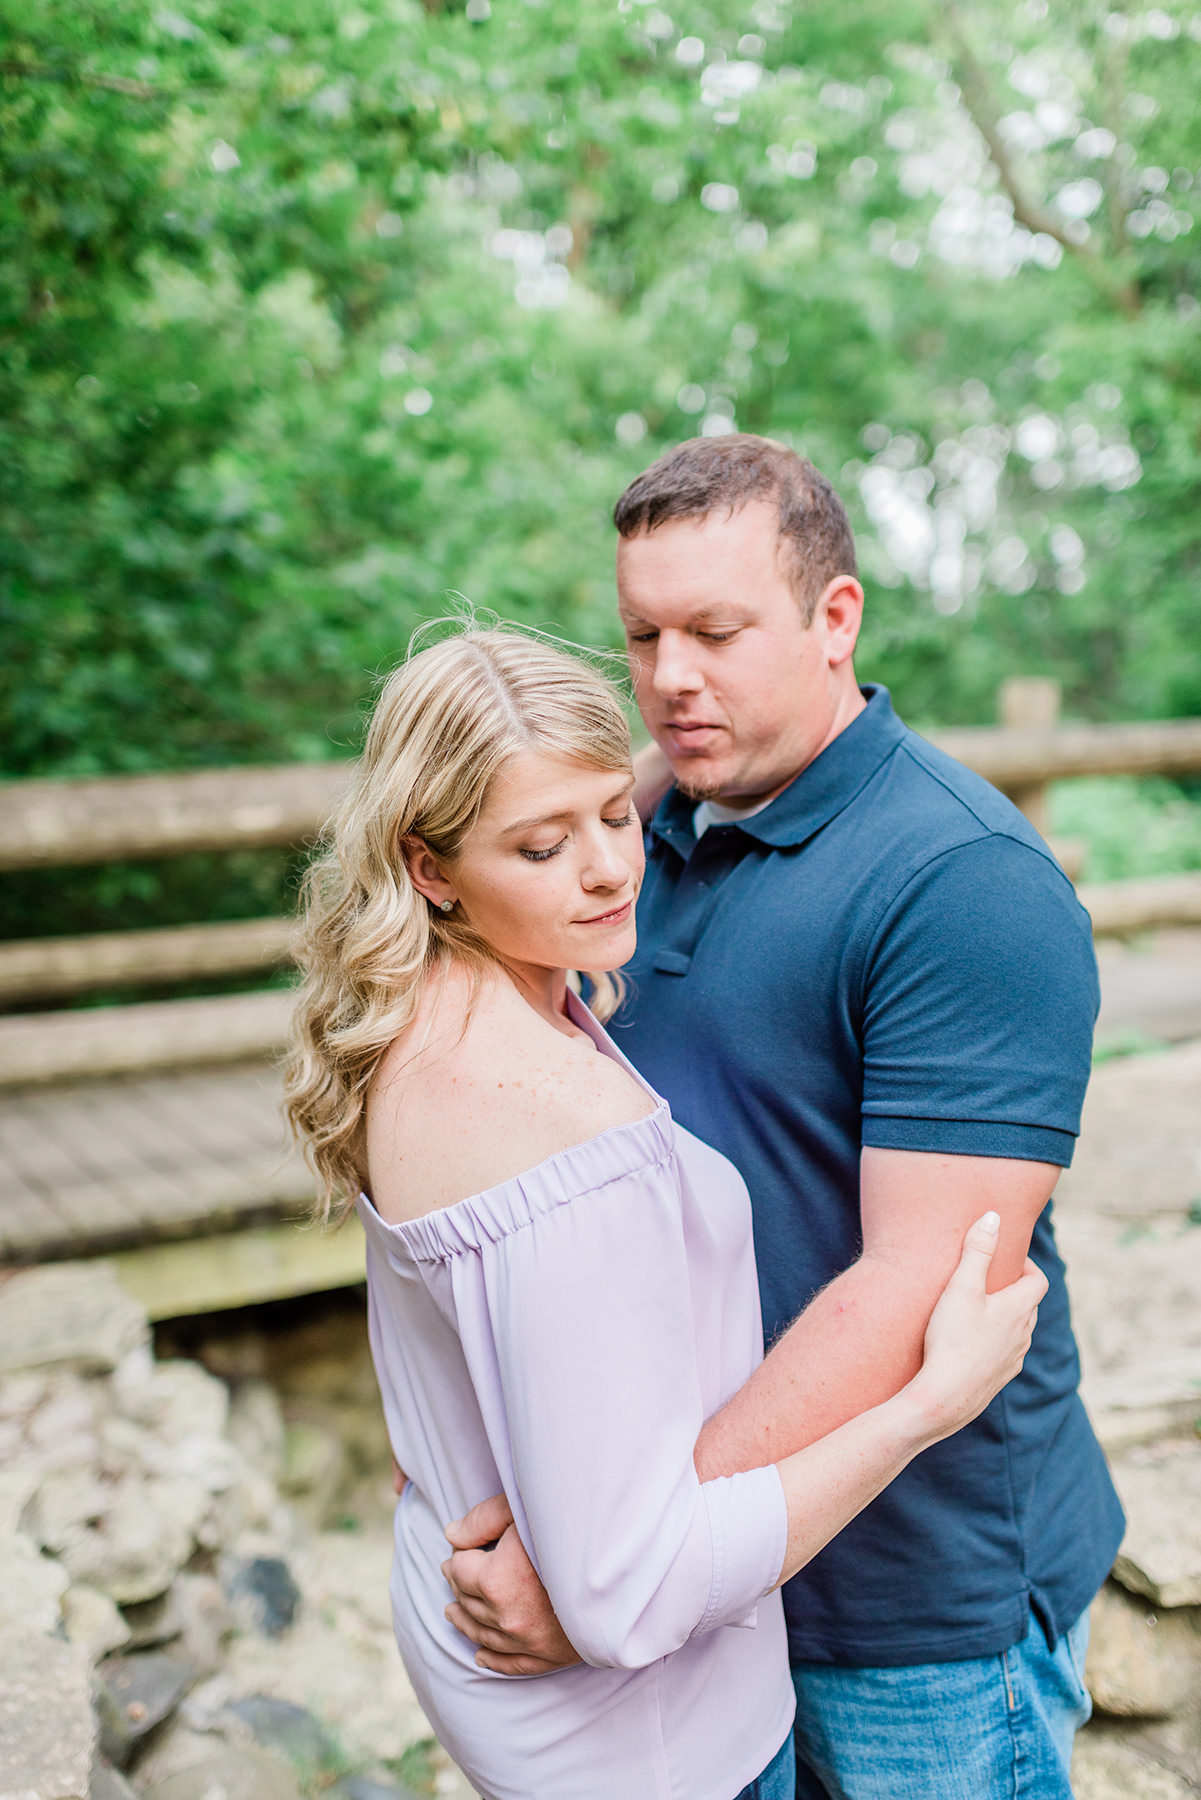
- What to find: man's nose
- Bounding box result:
[650,633,703,698]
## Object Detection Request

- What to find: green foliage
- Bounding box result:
[3,0,1200,799]
[1050,775,1201,881]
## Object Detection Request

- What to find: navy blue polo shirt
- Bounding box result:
[613,685,1124,1667]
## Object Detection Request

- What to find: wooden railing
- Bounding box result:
[2,678,1199,1086]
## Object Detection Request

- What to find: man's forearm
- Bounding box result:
[695,1148,1054,1483]
[695,1253,932,1481]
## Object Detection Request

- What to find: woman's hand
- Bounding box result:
[906,1211,1048,1445]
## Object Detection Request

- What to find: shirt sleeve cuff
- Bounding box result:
[697,1463,787,1634]
[861,1113,1077,1166]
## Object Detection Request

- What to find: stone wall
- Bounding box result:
[0,1262,471,1800]
[3,1254,1198,1800]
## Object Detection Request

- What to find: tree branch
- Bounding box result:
[944,7,1140,317]
[0,60,167,100]
[1099,20,1133,259]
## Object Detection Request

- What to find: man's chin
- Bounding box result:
[672,772,729,803]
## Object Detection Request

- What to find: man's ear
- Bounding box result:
[401,835,456,912]
[813,575,864,667]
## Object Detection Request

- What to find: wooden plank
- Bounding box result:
[1081,872,1201,936]
[0,918,295,1004]
[0,761,350,871]
[1,720,1200,876]
[927,717,1201,787]
[105,1217,365,1319]
[0,991,291,1088]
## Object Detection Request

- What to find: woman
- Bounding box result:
[284,627,1046,1800]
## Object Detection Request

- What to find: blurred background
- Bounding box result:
[4,0,1201,939]
[3,4,1201,1797]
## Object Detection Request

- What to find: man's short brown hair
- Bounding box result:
[613,434,858,623]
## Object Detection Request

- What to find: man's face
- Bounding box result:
[616,500,862,805]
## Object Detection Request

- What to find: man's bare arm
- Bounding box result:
[443,1147,1058,1671]
[694,1147,1056,1480]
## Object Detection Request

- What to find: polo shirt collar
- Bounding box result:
[651,684,906,854]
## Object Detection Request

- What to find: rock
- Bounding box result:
[31,1466,209,1605]
[0,1626,94,1800]
[120,1588,184,1651]
[280,1421,347,1524]
[94,1652,197,1771]
[338,1777,424,1800]
[25,1376,102,1470]
[0,1458,42,1538]
[121,1574,236,1666]
[1072,1730,1195,1799]
[227,1382,287,1485]
[0,1532,69,1634]
[224,1694,335,1767]
[195,1461,281,1553]
[0,1265,147,1377]
[1085,1584,1198,1718]
[1056,1211,1201,1423]
[207,1533,428,1765]
[110,1352,228,1445]
[1111,1440,1201,1608]
[62,1585,131,1663]
[138,1744,304,1800]
[0,1371,48,1422]
[222,1556,301,1637]
[89,1760,138,1800]
[334,1403,392,1477]
[121,1727,218,1785]
[1058,1037,1201,1219]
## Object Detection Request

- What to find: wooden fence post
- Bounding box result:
[998,676,1061,835]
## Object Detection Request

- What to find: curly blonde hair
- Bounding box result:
[283,626,635,1222]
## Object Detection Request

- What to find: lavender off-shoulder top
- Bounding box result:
[356,991,794,1800]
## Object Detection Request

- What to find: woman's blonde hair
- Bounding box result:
[283,625,634,1222]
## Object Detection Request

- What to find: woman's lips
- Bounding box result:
[576,899,634,926]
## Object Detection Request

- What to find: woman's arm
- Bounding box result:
[464,1154,786,1671]
[442,1214,1045,1668]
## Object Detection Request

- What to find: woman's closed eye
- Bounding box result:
[518,812,634,862]
[519,838,567,863]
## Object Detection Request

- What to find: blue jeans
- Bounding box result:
[735,1734,796,1800]
[791,1607,1092,1799]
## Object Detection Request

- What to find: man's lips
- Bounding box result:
[575,899,634,926]
[662,720,723,752]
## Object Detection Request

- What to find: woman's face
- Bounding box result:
[435,750,643,977]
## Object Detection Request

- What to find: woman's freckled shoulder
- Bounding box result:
[365,968,655,1221]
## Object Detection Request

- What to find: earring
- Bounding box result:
[438,899,454,913]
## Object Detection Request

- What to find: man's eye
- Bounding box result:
[519,839,567,863]
[699,630,736,643]
[627,631,658,644]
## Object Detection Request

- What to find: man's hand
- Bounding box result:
[442,1493,581,1676]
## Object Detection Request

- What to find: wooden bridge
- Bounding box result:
[3,678,1201,1319]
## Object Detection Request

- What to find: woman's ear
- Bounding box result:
[401,836,456,912]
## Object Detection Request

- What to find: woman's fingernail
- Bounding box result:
[979,1211,1000,1234]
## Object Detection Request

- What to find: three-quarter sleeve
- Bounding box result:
[445,1134,787,1671]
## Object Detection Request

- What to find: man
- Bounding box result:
[439,436,1123,1797]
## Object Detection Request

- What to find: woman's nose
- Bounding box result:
[580,833,630,889]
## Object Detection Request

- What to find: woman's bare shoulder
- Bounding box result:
[365,966,656,1222]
